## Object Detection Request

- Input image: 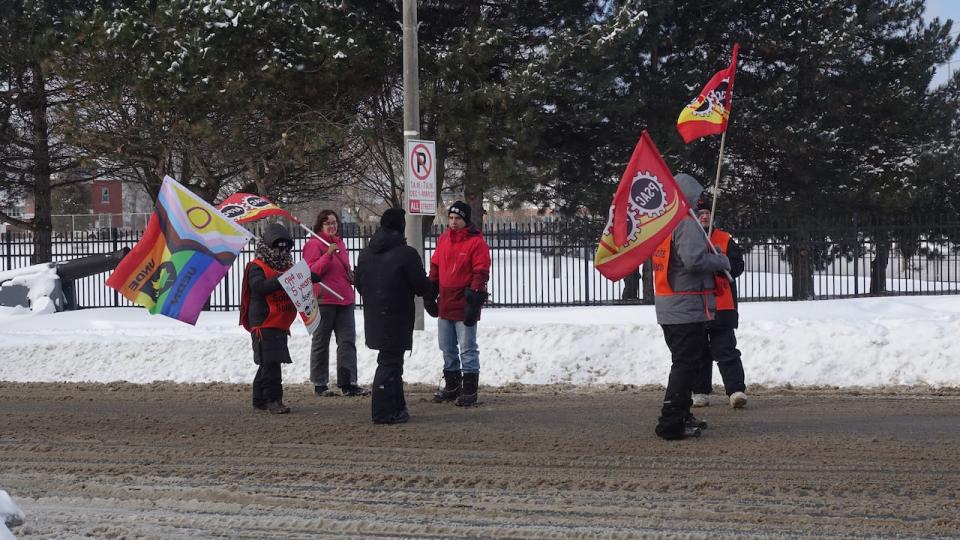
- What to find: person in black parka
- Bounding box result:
[354,208,437,424]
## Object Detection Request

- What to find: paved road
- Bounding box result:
[2,382,958,538]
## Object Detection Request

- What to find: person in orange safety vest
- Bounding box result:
[241,223,323,415]
[691,202,748,409]
[651,174,730,440]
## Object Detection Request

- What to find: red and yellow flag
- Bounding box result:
[216,192,296,224]
[676,43,740,144]
[595,131,690,281]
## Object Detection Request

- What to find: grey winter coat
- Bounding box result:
[654,173,731,325]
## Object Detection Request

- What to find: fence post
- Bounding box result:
[4,231,11,271]
[582,245,590,305]
[853,212,859,297]
[112,230,120,306]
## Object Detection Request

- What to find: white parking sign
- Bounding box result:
[405,139,436,215]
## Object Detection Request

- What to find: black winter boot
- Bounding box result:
[433,370,462,403]
[455,373,479,407]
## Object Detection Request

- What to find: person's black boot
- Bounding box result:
[433,370,462,403]
[455,372,479,407]
[685,413,707,430]
[267,400,291,414]
[372,364,405,423]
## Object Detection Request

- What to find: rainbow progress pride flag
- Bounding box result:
[106,176,252,325]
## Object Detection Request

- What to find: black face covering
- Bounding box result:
[256,239,293,271]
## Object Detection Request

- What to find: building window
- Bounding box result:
[101,187,110,203]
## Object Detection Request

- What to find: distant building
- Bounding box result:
[87,179,124,228]
[0,198,34,234]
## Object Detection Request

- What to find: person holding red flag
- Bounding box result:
[651,173,730,440]
[241,224,315,414]
[691,202,748,409]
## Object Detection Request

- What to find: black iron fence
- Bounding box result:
[2,215,959,309]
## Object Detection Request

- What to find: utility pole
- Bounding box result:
[402,0,425,330]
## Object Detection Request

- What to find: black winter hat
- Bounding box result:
[448,201,471,223]
[263,223,293,249]
[381,208,406,232]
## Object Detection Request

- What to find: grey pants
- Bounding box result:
[310,304,358,388]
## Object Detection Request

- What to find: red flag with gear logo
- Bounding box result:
[676,43,740,144]
[594,131,691,281]
[216,192,297,224]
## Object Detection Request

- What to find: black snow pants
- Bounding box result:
[371,350,407,423]
[656,322,709,439]
[692,321,746,396]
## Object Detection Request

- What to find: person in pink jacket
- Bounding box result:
[303,210,368,397]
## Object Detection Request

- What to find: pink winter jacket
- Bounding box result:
[303,234,356,305]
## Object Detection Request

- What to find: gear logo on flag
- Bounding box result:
[689,79,730,118]
[628,171,668,218]
[218,204,246,220]
[219,195,272,220]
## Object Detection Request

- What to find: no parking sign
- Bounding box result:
[405,139,436,215]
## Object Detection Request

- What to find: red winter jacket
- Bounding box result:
[429,225,491,321]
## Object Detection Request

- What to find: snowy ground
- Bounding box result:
[1,295,958,388]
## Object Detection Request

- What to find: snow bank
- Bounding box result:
[0,296,958,388]
[0,490,24,539]
[0,263,60,314]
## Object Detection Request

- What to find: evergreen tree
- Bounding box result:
[61,0,395,204]
[0,0,102,263]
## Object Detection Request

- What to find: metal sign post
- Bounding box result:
[402,0,427,330]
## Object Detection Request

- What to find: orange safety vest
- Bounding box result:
[651,235,714,299]
[651,237,675,296]
[240,259,297,334]
[710,230,735,311]
[652,230,734,310]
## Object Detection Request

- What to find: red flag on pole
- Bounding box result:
[676,43,740,144]
[594,131,691,281]
[216,193,297,224]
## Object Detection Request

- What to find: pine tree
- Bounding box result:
[61,0,395,204]
[0,0,102,263]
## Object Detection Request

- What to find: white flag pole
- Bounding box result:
[290,222,345,301]
[295,221,330,246]
[706,129,727,238]
[689,207,733,282]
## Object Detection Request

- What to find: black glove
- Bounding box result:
[465,287,488,307]
[463,288,489,327]
[424,296,439,318]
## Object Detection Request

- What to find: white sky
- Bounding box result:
[925,0,960,87]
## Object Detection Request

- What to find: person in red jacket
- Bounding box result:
[429,201,491,406]
[303,210,367,397]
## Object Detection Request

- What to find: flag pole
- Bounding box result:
[288,222,345,302]
[295,221,330,246]
[706,129,727,237]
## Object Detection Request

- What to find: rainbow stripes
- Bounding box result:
[106,176,252,325]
